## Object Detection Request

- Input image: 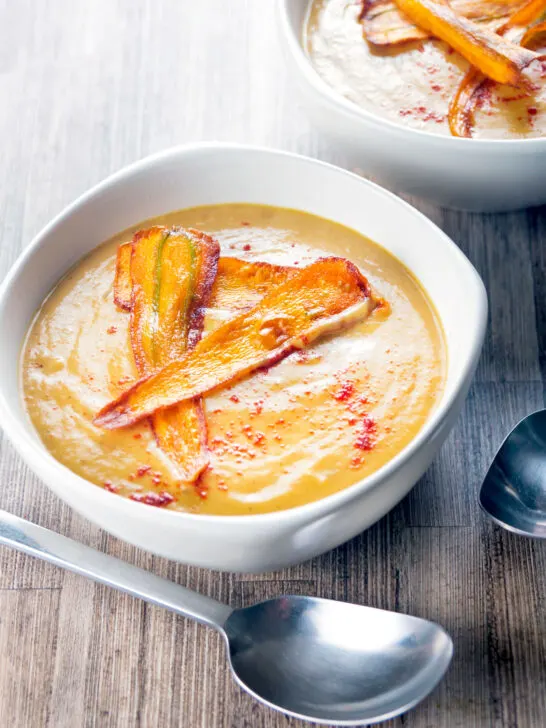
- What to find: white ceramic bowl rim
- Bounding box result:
[0,142,487,527]
[277,0,546,150]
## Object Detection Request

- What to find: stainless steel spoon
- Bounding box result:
[480,409,546,537]
[0,508,453,726]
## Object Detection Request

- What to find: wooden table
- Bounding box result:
[1,1,545,726]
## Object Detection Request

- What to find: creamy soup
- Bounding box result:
[22,204,445,515]
[305,0,546,138]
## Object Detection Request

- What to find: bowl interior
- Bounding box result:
[0,145,485,492]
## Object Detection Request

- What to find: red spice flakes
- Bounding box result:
[217,483,228,492]
[276,417,285,425]
[130,491,174,507]
[252,400,264,415]
[152,474,162,485]
[431,84,442,92]
[117,375,132,386]
[427,66,439,75]
[502,93,528,103]
[103,480,118,492]
[350,456,363,469]
[136,465,152,477]
[133,433,142,440]
[474,84,492,112]
[229,394,240,403]
[528,106,538,116]
[241,221,250,226]
[399,106,445,123]
[198,488,208,499]
[242,423,266,446]
[334,380,355,402]
[423,111,444,123]
[106,326,117,335]
[354,416,377,451]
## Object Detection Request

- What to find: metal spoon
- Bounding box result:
[0,509,452,726]
[480,409,546,537]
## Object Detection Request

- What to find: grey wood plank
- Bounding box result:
[481,525,546,728]
[82,586,144,727]
[527,205,546,389]
[399,526,490,728]
[0,589,61,728]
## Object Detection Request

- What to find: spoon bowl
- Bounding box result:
[480,409,546,537]
[0,508,453,726]
[226,596,453,725]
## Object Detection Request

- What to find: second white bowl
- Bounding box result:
[277,0,546,212]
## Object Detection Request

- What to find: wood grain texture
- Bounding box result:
[1,0,546,726]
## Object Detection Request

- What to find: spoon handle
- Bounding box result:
[0,508,232,630]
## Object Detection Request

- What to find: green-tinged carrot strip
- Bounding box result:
[130,228,170,373]
[128,227,219,483]
[95,257,379,430]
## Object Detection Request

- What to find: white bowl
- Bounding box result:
[0,144,486,572]
[276,0,546,212]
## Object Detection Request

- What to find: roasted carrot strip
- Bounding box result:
[130,227,169,372]
[114,242,134,311]
[115,253,296,314]
[498,0,546,29]
[360,0,524,46]
[448,66,485,136]
[448,0,546,136]
[394,0,540,87]
[95,258,378,430]
[210,257,296,312]
[360,0,428,44]
[129,227,219,482]
[520,18,546,46]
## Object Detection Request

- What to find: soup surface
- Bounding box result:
[305,0,546,138]
[22,204,445,515]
